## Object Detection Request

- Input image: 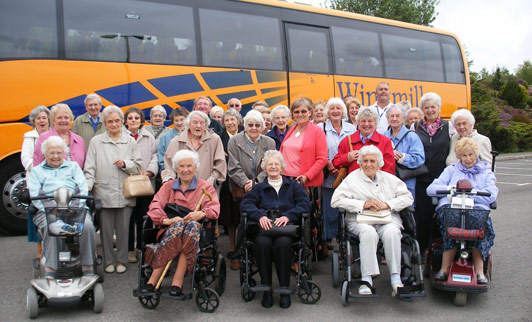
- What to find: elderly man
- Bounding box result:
[193,96,223,135]
[72,93,106,150]
[331,145,413,296]
[226,98,242,113]
[370,82,392,134]
[28,136,96,278]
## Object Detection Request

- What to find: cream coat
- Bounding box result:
[132,126,158,187]
[84,130,142,208]
[446,129,492,166]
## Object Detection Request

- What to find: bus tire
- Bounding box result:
[0,154,28,235]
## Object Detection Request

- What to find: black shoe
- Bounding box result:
[477,274,488,284]
[279,294,291,309]
[434,271,448,281]
[141,283,155,294]
[261,291,273,308]
[169,286,184,299]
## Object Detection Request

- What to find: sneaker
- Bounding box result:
[105,264,115,274]
[261,291,273,308]
[391,282,404,296]
[169,286,185,299]
[116,263,127,274]
[128,251,138,263]
[141,283,155,294]
[477,274,488,284]
[358,284,372,295]
[433,270,448,281]
[279,294,291,309]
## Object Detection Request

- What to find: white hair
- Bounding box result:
[356,106,379,123]
[270,105,290,123]
[324,97,348,119]
[101,105,124,123]
[419,92,442,110]
[150,105,167,119]
[451,109,475,127]
[244,110,265,130]
[357,145,384,168]
[41,136,67,155]
[261,150,286,171]
[184,111,211,132]
[84,93,102,105]
[386,104,407,120]
[210,106,224,118]
[172,149,200,170]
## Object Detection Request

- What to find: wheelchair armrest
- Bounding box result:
[490,201,497,210]
[28,204,38,216]
[399,207,417,238]
[201,218,216,225]
[431,197,439,206]
[301,212,308,219]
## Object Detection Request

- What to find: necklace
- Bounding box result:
[295,124,307,138]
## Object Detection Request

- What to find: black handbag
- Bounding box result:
[257,210,299,238]
[164,203,194,219]
[393,131,429,180]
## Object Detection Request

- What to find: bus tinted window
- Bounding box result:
[382,33,444,82]
[64,0,196,65]
[442,41,466,84]
[199,9,282,70]
[332,26,383,77]
[0,0,57,59]
[287,26,330,74]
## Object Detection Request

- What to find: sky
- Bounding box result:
[290,0,532,73]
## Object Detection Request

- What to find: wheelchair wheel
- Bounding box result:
[298,280,321,304]
[454,292,467,306]
[92,283,104,313]
[214,254,226,296]
[196,287,220,313]
[341,280,349,307]
[241,279,256,302]
[138,292,160,309]
[26,287,39,319]
[332,251,340,287]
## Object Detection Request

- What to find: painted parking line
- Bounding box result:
[497,182,531,186]
[495,167,532,170]
[495,173,532,177]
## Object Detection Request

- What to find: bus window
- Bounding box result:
[0,0,57,59]
[382,33,444,82]
[199,9,283,70]
[442,40,466,84]
[332,26,383,77]
[63,0,196,65]
[286,25,331,74]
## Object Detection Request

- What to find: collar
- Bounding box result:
[360,131,374,143]
[172,176,198,192]
[88,113,100,122]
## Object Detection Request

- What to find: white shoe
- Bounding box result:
[128,251,138,263]
[105,264,115,274]
[358,284,372,295]
[116,263,127,274]
[391,282,404,296]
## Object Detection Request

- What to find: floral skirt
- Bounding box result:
[145,221,201,274]
[437,205,495,260]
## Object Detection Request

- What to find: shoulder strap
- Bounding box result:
[348,134,353,152]
[394,130,413,149]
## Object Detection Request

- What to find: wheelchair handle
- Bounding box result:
[436,190,451,195]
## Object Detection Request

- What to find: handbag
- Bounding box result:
[123,167,154,198]
[164,203,194,219]
[231,180,246,201]
[332,135,352,189]
[257,209,299,238]
[356,209,392,225]
[393,130,429,180]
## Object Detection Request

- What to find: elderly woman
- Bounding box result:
[28,136,96,278]
[412,92,455,254]
[427,138,497,284]
[333,106,395,175]
[256,106,272,135]
[266,105,291,150]
[406,107,423,128]
[240,150,311,308]
[22,105,50,254]
[158,108,189,171]
[331,145,414,296]
[446,109,492,166]
[346,98,362,127]
[320,98,356,247]
[384,104,425,199]
[124,107,158,263]
[227,110,276,268]
[84,105,142,274]
[312,100,327,124]
[144,105,170,143]
[210,105,224,124]
[161,111,226,186]
[33,104,86,169]
[141,150,220,297]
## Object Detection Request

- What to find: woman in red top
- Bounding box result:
[333,106,395,175]
[280,98,328,187]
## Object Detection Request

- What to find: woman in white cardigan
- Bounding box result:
[331,145,413,296]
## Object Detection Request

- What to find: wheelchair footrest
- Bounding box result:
[250,284,272,293]
[272,287,294,295]
[348,281,379,298]
[161,293,193,301]
[396,284,426,297]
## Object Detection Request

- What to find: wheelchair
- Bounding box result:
[238,211,321,305]
[332,207,426,305]
[26,187,104,319]
[132,215,226,313]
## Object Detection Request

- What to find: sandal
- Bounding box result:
[116,263,127,274]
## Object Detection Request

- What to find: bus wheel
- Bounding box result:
[0,154,28,235]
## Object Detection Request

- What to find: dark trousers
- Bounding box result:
[254,235,293,287]
[415,181,436,254]
[129,196,152,251]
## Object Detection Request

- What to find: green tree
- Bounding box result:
[491,67,504,91]
[500,76,528,109]
[516,60,532,84]
[326,0,439,26]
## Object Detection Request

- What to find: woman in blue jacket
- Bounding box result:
[240,150,311,309]
[427,138,497,284]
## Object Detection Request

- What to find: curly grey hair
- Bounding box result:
[261,150,286,171]
[101,105,124,123]
[29,105,50,127]
[172,149,200,171]
[357,145,384,168]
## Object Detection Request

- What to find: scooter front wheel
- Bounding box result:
[454,291,467,306]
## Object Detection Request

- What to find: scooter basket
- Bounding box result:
[443,208,489,241]
[45,207,88,237]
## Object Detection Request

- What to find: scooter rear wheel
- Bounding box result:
[26,288,39,319]
[92,283,104,313]
[454,291,467,306]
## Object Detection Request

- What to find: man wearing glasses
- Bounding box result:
[226,98,242,113]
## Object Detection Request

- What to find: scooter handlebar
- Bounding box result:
[436,190,451,195]
[475,191,491,197]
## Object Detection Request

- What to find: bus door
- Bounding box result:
[284,23,335,105]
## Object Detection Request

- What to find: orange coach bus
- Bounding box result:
[0,0,470,234]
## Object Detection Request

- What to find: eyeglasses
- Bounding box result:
[229,104,241,108]
[191,120,206,126]
[246,123,262,128]
[292,109,309,115]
